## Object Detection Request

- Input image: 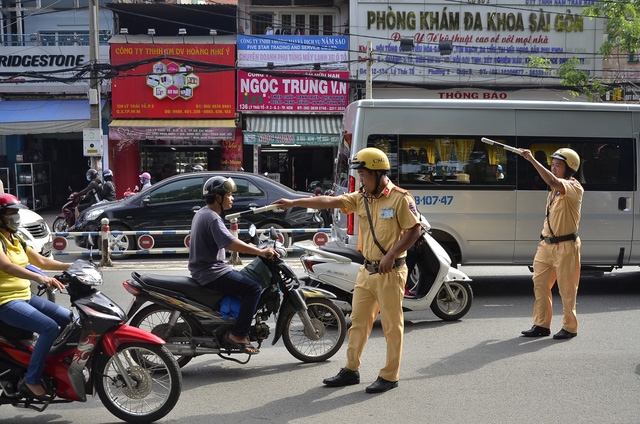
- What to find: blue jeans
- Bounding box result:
[0,296,71,385]
[204,270,262,338]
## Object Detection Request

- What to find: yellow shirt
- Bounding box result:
[542,177,583,238]
[340,181,421,262]
[0,233,31,306]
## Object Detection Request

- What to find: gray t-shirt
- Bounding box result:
[188,207,235,285]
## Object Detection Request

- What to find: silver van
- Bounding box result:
[333,99,640,270]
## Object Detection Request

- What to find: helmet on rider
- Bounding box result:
[86,169,99,181]
[0,194,26,233]
[103,169,113,178]
[203,176,237,199]
[203,176,237,216]
[191,164,204,172]
[349,147,391,171]
[550,148,580,177]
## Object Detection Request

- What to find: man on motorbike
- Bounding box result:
[68,169,102,228]
[0,194,72,400]
[100,169,116,202]
[273,148,422,393]
[188,176,279,355]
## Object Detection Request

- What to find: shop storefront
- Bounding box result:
[236,34,350,189]
[243,114,341,190]
[0,44,110,207]
[109,38,239,191]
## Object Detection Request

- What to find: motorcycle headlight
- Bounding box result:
[84,208,105,221]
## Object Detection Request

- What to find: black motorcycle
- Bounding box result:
[122,212,347,366]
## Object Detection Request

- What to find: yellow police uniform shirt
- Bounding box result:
[340,181,420,262]
[0,233,31,306]
[541,177,583,238]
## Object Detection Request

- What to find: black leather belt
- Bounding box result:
[540,233,577,244]
[363,257,406,274]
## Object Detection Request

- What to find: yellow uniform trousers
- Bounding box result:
[346,264,407,382]
[531,238,581,333]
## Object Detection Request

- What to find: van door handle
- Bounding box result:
[618,197,630,212]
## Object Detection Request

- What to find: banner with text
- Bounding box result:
[350,0,601,85]
[237,70,349,112]
[237,35,349,69]
[111,43,236,119]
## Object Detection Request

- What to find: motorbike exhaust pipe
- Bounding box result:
[164,344,222,356]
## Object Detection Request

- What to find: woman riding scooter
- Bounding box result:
[0,194,71,400]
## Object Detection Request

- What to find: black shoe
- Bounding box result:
[323,368,360,387]
[19,381,53,402]
[521,325,551,337]
[365,376,398,394]
[553,329,577,340]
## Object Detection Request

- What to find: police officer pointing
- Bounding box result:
[273,147,422,393]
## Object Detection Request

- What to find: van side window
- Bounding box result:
[366,135,398,182]
[518,138,633,191]
[374,135,516,187]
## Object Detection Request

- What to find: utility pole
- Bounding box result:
[366,41,373,99]
[88,0,102,172]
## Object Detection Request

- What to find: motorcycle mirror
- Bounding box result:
[248,224,256,238]
[269,227,278,240]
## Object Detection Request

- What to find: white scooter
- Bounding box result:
[295,217,473,320]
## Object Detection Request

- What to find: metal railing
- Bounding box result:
[51,219,330,265]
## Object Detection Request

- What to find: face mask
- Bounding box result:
[4,214,20,232]
[87,176,91,181]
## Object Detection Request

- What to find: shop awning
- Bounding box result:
[109,119,236,141]
[243,115,342,146]
[0,99,100,135]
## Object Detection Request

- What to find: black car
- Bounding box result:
[73,171,322,254]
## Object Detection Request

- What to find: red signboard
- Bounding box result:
[237,70,349,112]
[111,43,236,119]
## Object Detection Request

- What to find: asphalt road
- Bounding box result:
[2,258,640,423]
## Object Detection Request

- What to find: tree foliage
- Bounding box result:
[528,0,637,101]
[583,0,640,56]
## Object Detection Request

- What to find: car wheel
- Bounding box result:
[260,223,290,248]
[109,224,135,258]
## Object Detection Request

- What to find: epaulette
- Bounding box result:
[393,186,408,194]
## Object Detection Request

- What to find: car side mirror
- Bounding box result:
[142,196,151,205]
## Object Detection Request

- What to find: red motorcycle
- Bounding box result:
[0,260,182,423]
[52,187,82,232]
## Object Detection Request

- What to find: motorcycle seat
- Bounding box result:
[319,245,365,264]
[132,273,224,307]
[0,320,34,340]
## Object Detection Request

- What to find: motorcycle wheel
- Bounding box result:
[129,304,200,368]
[430,281,473,321]
[94,343,181,424]
[282,298,346,363]
[52,217,68,233]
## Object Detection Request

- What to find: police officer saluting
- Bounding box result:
[273,147,422,393]
[519,148,583,340]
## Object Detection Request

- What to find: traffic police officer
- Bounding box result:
[519,147,583,339]
[273,147,422,392]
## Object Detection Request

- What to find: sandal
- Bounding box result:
[225,335,259,355]
[19,381,53,402]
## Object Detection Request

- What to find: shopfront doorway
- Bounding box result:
[260,146,335,191]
